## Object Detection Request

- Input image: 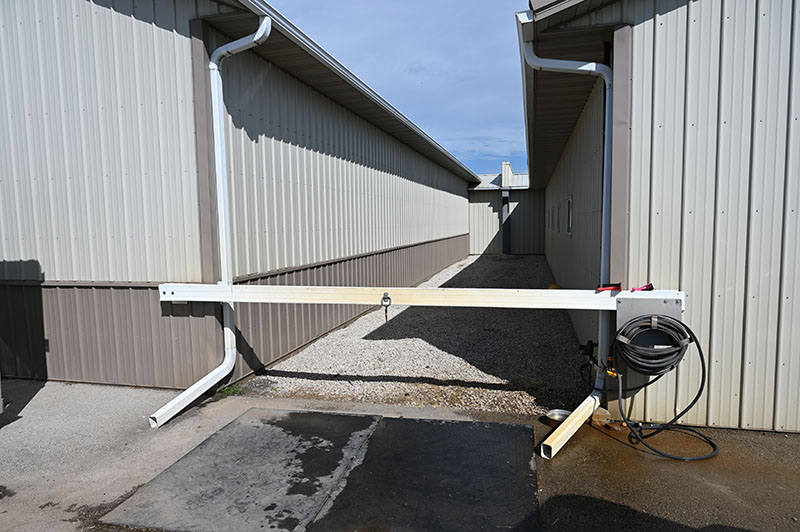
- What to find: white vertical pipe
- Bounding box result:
[150,17,272,428]
[520,38,613,458]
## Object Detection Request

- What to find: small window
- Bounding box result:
[566,195,574,236]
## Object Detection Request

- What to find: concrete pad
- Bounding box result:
[0,378,534,532]
[307,417,539,531]
[104,410,380,531]
[104,409,539,532]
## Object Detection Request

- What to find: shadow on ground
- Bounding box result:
[364,255,592,408]
[0,378,46,430]
[1,260,49,428]
[539,495,755,532]
[532,415,800,532]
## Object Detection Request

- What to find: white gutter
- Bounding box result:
[517,11,613,458]
[149,16,272,428]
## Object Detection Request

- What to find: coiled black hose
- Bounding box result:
[613,314,718,461]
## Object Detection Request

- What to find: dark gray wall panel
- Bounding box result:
[0,284,222,388]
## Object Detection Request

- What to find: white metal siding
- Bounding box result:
[0,0,230,282]
[506,173,530,188]
[221,47,469,278]
[676,0,721,425]
[707,0,758,430]
[558,0,800,431]
[544,80,604,344]
[468,191,502,254]
[776,0,800,432]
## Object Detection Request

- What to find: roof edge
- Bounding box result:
[529,0,588,21]
[516,11,535,186]
[236,0,480,184]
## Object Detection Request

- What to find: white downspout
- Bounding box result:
[520,40,614,458]
[150,17,272,428]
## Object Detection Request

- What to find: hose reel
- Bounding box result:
[607,314,718,461]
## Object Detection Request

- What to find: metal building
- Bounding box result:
[468,162,545,254]
[518,0,799,431]
[0,0,479,390]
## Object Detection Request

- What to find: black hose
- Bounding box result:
[613,314,718,461]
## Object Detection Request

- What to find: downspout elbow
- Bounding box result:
[522,41,612,88]
[209,16,271,69]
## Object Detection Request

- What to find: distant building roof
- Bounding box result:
[473,162,530,190]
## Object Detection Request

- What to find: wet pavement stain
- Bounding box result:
[102,409,380,532]
[269,412,374,499]
[307,417,538,531]
[101,408,538,532]
[0,485,15,499]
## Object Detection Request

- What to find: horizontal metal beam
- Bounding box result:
[159,283,637,310]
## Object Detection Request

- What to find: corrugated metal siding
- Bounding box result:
[509,189,545,254]
[0,236,467,388]
[776,0,800,432]
[232,234,469,379]
[218,40,469,278]
[0,0,235,282]
[0,283,222,388]
[554,0,800,430]
[707,0,758,430]
[639,0,688,425]
[544,80,604,344]
[675,0,721,425]
[468,191,502,254]
[740,0,794,430]
[506,173,531,188]
[468,190,544,255]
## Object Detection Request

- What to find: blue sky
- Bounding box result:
[267,1,528,175]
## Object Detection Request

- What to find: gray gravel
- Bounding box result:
[243,255,591,415]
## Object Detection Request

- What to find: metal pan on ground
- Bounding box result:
[545,409,572,428]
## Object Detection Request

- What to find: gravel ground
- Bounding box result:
[242,255,591,415]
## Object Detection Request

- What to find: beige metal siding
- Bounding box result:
[509,189,545,254]
[676,0,722,425]
[707,0,758,430]
[0,0,236,282]
[741,0,795,430]
[219,43,469,278]
[776,0,800,431]
[468,191,502,254]
[552,0,800,431]
[506,173,530,188]
[544,80,604,344]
